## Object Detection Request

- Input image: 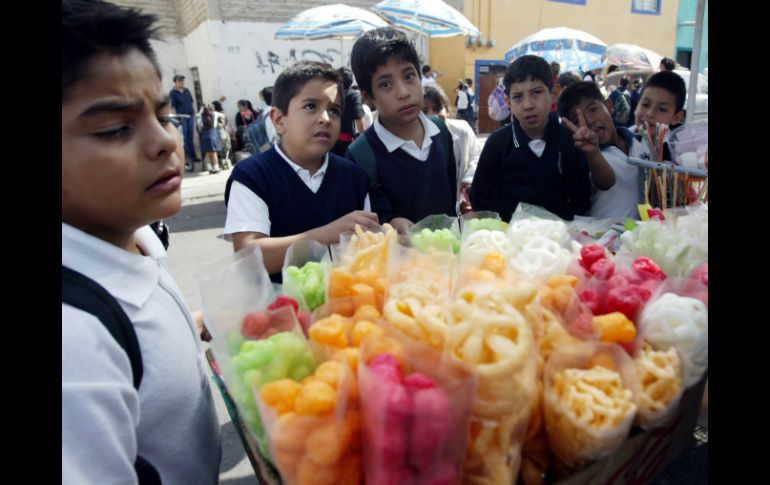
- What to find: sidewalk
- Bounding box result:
[180,167,230,204]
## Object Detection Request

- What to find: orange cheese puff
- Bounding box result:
[373,277,388,297]
[549,284,576,314]
[315,361,343,389]
[588,353,619,372]
[329,268,356,297]
[330,298,356,318]
[295,380,337,416]
[260,379,302,415]
[305,414,360,466]
[354,269,379,289]
[547,274,578,288]
[272,413,311,453]
[351,283,376,309]
[351,320,379,347]
[481,251,506,276]
[273,449,302,477]
[309,316,349,348]
[593,312,637,344]
[353,304,381,322]
[296,457,340,485]
[334,348,360,374]
[364,336,406,369]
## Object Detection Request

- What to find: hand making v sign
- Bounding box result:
[561,109,599,154]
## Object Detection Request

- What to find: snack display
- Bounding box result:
[283,261,328,311]
[635,343,683,429]
[410,228,461,254]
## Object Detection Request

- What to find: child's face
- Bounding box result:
[366,57,423,128]
[62,49,183,245]
[635,86,684,127]
[272,79,341,165]
[566,98,616,146]
[421,98,446,119]
[507,77,552,139]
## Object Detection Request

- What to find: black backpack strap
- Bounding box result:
[62,266,143,389]
[62,265,163,484]
[348,133,379,186]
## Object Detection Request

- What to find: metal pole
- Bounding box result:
[686,0,706,122]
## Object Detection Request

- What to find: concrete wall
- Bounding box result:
[676,0,708,70]
[219,0,384,23]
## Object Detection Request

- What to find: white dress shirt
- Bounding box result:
[373,111,440,162]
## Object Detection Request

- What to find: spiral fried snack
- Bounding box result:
[635,343,683,429]
[543,344,638,474]
[443,284,539,485]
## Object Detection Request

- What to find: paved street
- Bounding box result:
[165,148,706,485]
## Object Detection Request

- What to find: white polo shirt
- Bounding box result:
[373,111,440,162]
[225,144,371,238]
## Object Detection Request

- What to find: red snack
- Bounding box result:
[632,257,667,281]
[578,289,603,315]
[241,311,270,338]
[568,313,595,337]
[580,244,606,270]
[296,311,312,336]
[268,295,300,313]
[589,258,615,280]
[606,286,643,321]
[690,263,708,287]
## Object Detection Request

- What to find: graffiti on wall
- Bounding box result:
[255,48,343,73]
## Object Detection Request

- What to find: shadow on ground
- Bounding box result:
[166,199,227,233]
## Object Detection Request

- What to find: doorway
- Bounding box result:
[475,61,508,134]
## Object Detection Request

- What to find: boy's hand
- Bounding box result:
[310,211,380,244]
[459,183,473,214]
[390,217,414,234]
[562,109,599,154]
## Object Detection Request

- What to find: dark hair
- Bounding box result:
[619,77,630,88]
[660,57,676,71]
[557,81,604,118]
[550,62,561,75]
[464,78,473,88]
[202,106,213,130]
[607,64,620,75]
[423,84,450,114]
[350,27,420,96]
[272,61,343,114]
[504,55,553,96]
[422,65,431,75]
[212,100,223,112]
[338,66,355,90]
[456,79,467,90]
[62,0,161,100]
[260,86,273,106]
[556,71,581,88]
[237,99,254,111]
[644,70,686,112]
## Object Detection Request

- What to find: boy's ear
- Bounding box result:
[672,110,685,125]
[362,90,375,108]
[605,98,615,115]
[270,106,286,136]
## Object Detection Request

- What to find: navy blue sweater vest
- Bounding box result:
[355,126,456,224]
[225,147,369,281]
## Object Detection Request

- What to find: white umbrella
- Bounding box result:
[371,0,480,38]
[504,27,607,73]
[274,4,389,40]
[603,43,664,71]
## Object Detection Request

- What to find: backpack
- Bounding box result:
[348,115,455,188]
[610,90,631,125]
[62,266,163,485]
[244,110,271,155]
[487,81,511,122]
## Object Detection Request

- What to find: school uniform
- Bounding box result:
[345,112,456,224]
[469,112,591,222]
[591,126,648,219]
[62,223,221,485]
[225,145,370,283]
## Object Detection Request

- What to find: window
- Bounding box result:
[549,0,586,4]
[632,0,661,15]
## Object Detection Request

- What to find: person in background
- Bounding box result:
[234,99,259,150]
[608,77,632,127]
[629,77,643,124]
[423,84,481,214]
[197,104,223,173]
[421,64,440,86]
[258,86,277,146]
[354,85,374,131]
[333,66,365,157]
[212,100,232,169]
[62,1,221,482]
[170,74,199,171]
[455,79,473,129]
[551,71,582,107]
[659,57,676,71]
[549,62,561,112]
[464,77,477,133]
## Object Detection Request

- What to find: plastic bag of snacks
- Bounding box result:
[358,325,477,485]
[282,239,331,313]
[197,246,315,460]
[543,341,640,477]
[407,214,461,254]
[459,210,505,237]
[257,354,361,485]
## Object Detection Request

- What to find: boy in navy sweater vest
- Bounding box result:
[469,55,615,222]
[346,27,456,234]
[225,61,379,282]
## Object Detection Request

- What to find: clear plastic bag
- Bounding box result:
[407,214,461,254]
[459,210,505,238]
[282,239,331,313]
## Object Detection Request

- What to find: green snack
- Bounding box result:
[228,331,245,356]
[465,218,505,233]
[410,228,460,254]
[283,261,328,311]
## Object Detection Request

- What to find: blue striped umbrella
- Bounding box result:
[504,27,607,73]
[274,4,389,40]
[372,0,480,38]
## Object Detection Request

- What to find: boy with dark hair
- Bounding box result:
[346,27,458,233]
[62,0,220,483]
[558,81,647,218]
[225,61,378,282]
[659,57,676,71]
[634,70,687,129]
[469,55,615,222]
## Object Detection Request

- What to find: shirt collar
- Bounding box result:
[274,144,329,177]
[62,223,165,309]
[601,125,637,151]
[373,111,440,153]
[512,112,559,149]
